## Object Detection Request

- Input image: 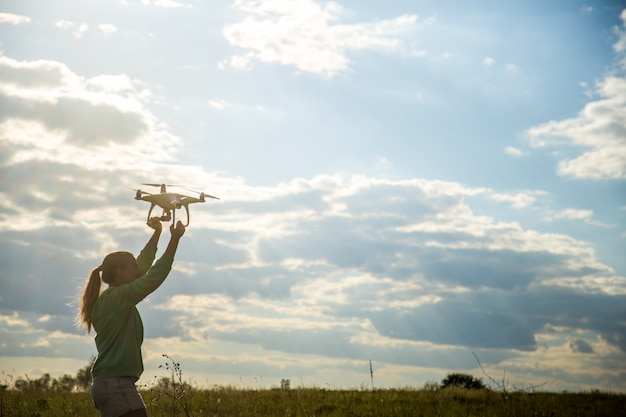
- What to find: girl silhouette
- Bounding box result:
[78,217,185,417]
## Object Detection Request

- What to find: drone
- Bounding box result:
[132,183,219,226]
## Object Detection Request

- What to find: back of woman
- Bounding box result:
[78,218,186,417]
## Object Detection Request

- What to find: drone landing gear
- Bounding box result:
[146,204,174,223]
[146,203,190,227]
[160,209,172,222]
[160,208,189,227]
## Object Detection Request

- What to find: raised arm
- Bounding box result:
[136,217,163,275]
[164,220,186,258]
[146,216,163,248]
[120,220,186,305]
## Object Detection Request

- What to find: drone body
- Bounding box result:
[133,183,219,226]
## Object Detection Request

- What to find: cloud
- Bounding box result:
[569,338,594,354]
[3,138,623,356]
[208,99,232,110]
[504,63,519,74]
[98,24,118,35]
[221,0,418,77]
[55,20,89,39]
[615,9,626,68]
[131,175,626,357]
[504,146,524,157]
[528,76,626,179]
[528,12,626,180]
[0,54,180,168]
[138,0,192,7]
[1,46,624,390]
[0,13,31,25]
[544,208,613,228]
[490,190,539,208]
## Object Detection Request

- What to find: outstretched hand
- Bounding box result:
[170,220,186,239]
[147,217,163,232]
[164,221,186,257]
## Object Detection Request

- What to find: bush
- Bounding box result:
[441,373,486,390]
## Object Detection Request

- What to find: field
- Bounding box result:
[1,386,625,417]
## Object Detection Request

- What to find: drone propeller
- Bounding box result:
[142,183,181,188]
[142,183,182,194]
[185,188,220,200]
[128,188,152,195]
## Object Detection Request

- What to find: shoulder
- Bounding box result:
[94,286,135,310]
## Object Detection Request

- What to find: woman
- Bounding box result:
[78,217,186,417]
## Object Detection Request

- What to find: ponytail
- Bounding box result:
[77,251,133,333]
[79,266,102,334]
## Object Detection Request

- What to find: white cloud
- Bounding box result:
[140,0,191,7]
[504,146,524,156]
[528,9,626,179]
[504,63,519,74]
[528,76,626,179]
[0,13,31,25]
[98,24,118,35]
[222,0,418,77]
[218,54,252,70]
[55,20,89,39]
[483,56,494,67]
[553,208,594,221]
[614,9,626,55]
[0,55,180,168]
[490,190,538,208]
[374,156,393,171]
[0,312,29,327]
[208,99,232,110]
[545,208,613,228]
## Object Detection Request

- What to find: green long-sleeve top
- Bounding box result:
[91,244,173,380]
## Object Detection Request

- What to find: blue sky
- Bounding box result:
[0,0,625,392]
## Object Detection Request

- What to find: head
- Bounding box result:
[78,251,139,333]
[100,251,141,287]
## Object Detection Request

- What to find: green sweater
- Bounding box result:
[91,245,173,380]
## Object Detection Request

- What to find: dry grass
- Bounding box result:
[2,386,624,417]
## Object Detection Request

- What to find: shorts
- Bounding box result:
[91,377,146,417]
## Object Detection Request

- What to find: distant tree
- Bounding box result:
[421,381,440,392]
[441,373,486,390]
[51,374,76,392]
[8,358,96,392]
[75,357,96,391]
[14,373,52,392]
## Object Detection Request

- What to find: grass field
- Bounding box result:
[2,386,625,417]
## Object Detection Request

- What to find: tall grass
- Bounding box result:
[1,386,624,417]
[2,356,623,416]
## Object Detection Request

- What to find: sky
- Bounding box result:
[0,0,625,392]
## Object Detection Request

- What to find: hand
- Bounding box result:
[147,217,163,232]
[170,220,186,239]
[164,220,186,257]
